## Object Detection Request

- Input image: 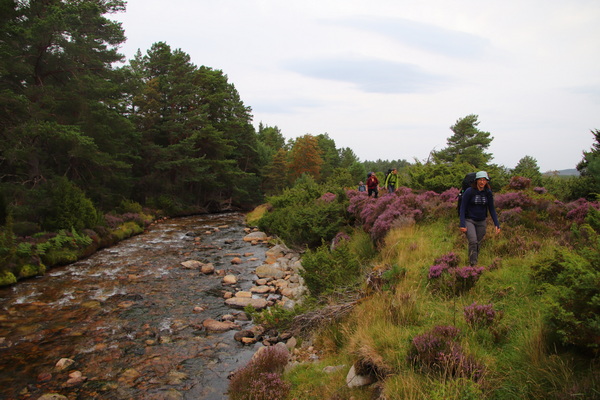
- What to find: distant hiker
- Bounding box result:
[384,168,399,193]
[366,172,379,198]
[459,171,501,266]
[358,181,366,192]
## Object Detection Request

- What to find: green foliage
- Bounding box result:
[432,114,494,168]
[258,175,349,247]
[18,263,46,279]
[43,177,98,231]
[0,216,16,271]
[381,263,407,291]
[408,162,475,192]
[531,248,600,354]
[0,271,17,286]
[512,155,543,186]
[301,240,362,297]
[245,304,303,331]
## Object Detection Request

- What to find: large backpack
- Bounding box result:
[384,168,393,186]
[457,172,477,215]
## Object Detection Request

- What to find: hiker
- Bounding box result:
[358,181,366,192]
[366,172,379,198]
[459,171,501,266]
[384,168,399,193]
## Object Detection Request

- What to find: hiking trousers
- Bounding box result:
[465,218,487,266]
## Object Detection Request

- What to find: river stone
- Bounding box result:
[265,245,287,264]
[222,274,237,284]
[235,291,252,298]
[181,260,202,269]
[38,395,68,400]
[230,257,242,264]
[65,370,86,387]
[255,264,285,279]
[250,285,271,294]
[225,297,268,310]
[202,318,239,332]
[243,231,267,242]
[119,368,141,386]
[55,358,74,371]
[200,263,215,274]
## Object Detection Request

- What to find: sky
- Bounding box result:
[113,0,600,172]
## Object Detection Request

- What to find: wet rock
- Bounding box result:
[243,231,267,242]
[222,314,235,322]
[230,257,242,264]
[166,371,188,385]
[65,370,86,387]
[37,372,52,382]
[118,368,141,386]
[222,274,237,285]
[202,318,239,332]
[181,260,202,269]
[250,285,271,294]
[255,264,285,279]
[38,395,68,400]
[193,306,205,313]
[265,245,288,264]
[200,263,215,274]
[235,291,252,298]
[55,358,74,371]
[225,297,268,310]
[223,291,233,299]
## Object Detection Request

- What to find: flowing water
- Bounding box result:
[0,213,268,400]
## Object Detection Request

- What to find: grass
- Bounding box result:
[281,216,599,399]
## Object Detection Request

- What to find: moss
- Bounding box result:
[0,271,17,286]
[111,221,143,241]
[18,263,46,279]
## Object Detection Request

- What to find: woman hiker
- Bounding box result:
[459,171,501,266]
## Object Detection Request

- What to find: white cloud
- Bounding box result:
[114,0,600,171]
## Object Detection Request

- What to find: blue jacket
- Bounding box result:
[459,187,500,228]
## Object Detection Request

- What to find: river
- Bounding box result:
[0,213,268,400]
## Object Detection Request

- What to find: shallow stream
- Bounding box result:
[0,212,267,399]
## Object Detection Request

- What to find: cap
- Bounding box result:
[475,171,490,180]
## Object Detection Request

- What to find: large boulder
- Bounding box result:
[243,231,267,242]
[255,264,285,279]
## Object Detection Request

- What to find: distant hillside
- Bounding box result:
[543,168,579,176]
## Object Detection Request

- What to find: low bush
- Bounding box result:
[408,325,486,382]
[301,240,362,297]
[531,248,600,355]
[228,344,291,400]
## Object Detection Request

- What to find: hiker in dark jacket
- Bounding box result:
[366,173,379,198]
[459,171,501,266]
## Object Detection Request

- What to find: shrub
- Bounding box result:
[531,248,600,354]
[508,176,532,190]
[427,253,485,296]
[463,302,499,328]
[301,240,362,297]
[408,325,485,381]
[42,177,98,231]
[228,345,291,400]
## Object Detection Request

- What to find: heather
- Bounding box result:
[255,179,600,399]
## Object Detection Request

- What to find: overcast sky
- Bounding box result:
[113,0,600,172]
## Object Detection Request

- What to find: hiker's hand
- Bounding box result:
[460,227,467,233]
[495,226,501,234]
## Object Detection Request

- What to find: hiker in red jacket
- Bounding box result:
[366,172,379,198]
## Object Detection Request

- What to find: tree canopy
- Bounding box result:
[432,114,493,168]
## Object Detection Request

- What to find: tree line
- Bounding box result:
[1,0,599,239]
